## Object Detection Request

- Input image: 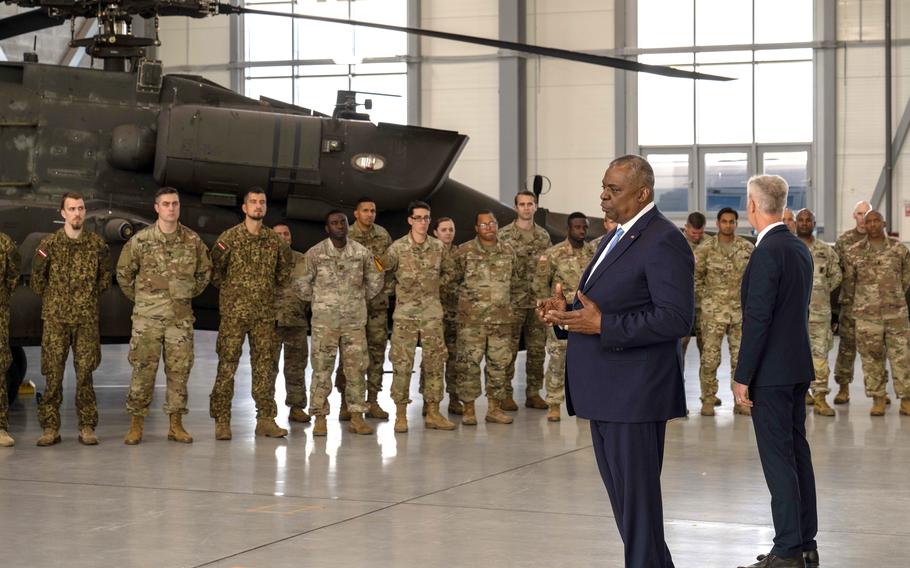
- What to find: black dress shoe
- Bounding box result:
[756,550,818,568]
[739,553,806,568]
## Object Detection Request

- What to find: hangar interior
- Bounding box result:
[0,1,908,568]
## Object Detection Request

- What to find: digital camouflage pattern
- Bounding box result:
[32,228,110,430]
[348,222,393,310]
[0,232,20,429]
[298,238,384,414]
[694,236,753,401]
[456,323,512,402]
[210,317,279,420]
[275,250,310,409]
[383,234,452,403]
[420,242,459,396]
[806,238,842,396]
[535,239,595,405]
[499,222,552,308]
[833,228,867,385]
[117,223,211,416]
[275,250,310,329]
[843,237,910,398]
[681,233,713,357]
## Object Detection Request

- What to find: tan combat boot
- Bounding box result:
[525,391,548,409]
[289,407,311,423]
[834,384,850,404]
[462,401,477,426]
[394,402,409,433]
[124,416,144,445]
[215,418,232,440]
[367,391,389,420]
[485,398,514,424]
[0,429,15,447]
[312,415,328,436]
[425,403,456,431]
[36,428,61,447]
[348,413,374,435]
[255,418,288,438]
[713,396,722,407]
[338,398,352,421]
[733,404,752,417]
[547,404,561,422]
[813,396,835,417]
[447,394,464,415]
[501,396,519,412]
[78,426,99,445]
[700,400,716,417]
[805,392,814,405]
[168,414,193,443]
[900,398,910,416]
[870,396,887,416]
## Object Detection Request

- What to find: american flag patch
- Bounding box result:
[37,249,47,258]
[216,242,226,250]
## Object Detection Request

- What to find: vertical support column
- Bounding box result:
[615,0,635,157]
[814,0,837,239]
[229,11,244,94]
[499,0,526,202]
[884,0,893,225]
[407,0,421,126]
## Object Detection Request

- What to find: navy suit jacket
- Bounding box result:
[563,206,694,423]
[734,225,814,387]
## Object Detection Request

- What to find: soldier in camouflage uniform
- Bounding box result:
[841,210,910,416]
[0,232,20,447]
[450,211,524,426]
[297,211,384,436]
[382,201,456,433]
[209,188,292,440]
[535,212,593,422]
[499,191,551,411]
[795,208,842,416]
[694,207,753,417]
[832,199,872,404]
[335,197,393,421]
[32,192,111,446]
[117,188,211,444]
[681,211,712,359]
[272,223,311,425]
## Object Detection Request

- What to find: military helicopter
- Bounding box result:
[0,1,730,402]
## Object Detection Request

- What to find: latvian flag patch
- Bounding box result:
[216,242,226,251]
[37,249,48,258]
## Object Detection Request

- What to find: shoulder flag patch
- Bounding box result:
[216,242,226,251]
[373,255,384,272]
[37,249,47,258]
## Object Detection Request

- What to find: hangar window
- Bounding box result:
[633,0,813,216]
[243,0,408,125]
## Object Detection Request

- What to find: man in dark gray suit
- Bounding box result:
[734,175,818,568]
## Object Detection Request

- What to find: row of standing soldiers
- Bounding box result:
[682,201,910,419]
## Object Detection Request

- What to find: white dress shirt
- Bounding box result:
[584,202,656,287]
[755,221,785,247]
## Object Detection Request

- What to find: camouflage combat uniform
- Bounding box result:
[298,238,383,416]
[499,222,551,397]
[275,250,310,410]
[450,238,523,402]
[116,223,211,417]
[805,238,842,396]
[535,239,594,405]
[336,222,392,397]
[209,223,292,421]
[682,234,713,358]
[0,233,20,431]
[842,237,910,399]
[31,229,111,430]
[383,234,452,404]
[833,228,867,385]
[694,236,753,402]
[420,241,459,397]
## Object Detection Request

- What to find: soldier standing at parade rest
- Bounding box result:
[335,197,393,421]
[0,232,19,447]
[832,199,872,404]
[209,188,292,440]
[272,223,312,425]
[694,207,754,417]
[681,211,712,359]
[32,192,111,446]
[117,188,211,444]
[499,191,552,411]
[795,208,842,416]
[297,211,384,436]
[382,201,456,433]
[841,210,910,416]
[450,211,524,425]
[535,212,594,422]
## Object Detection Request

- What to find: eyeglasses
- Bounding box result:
[477,221,498,229]
[410,215,431,222]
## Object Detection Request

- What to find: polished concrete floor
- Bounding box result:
[1,332,907,568]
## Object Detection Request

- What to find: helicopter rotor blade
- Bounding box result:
[218,4,732,81]
[0,9,67,42]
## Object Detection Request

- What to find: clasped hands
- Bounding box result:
[535,282,602,335]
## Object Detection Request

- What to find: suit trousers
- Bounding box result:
[590,420,674,568]
[750,382,818,559]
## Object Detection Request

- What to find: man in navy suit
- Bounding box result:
[733,175,818,568]
[541,155,694,568]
